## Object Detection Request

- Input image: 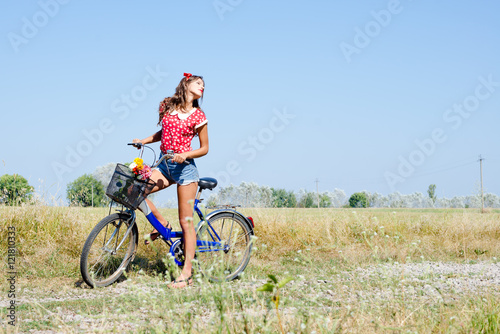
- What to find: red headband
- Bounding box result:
[183,73,192,80]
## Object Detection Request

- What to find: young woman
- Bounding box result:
[133,73,208,288]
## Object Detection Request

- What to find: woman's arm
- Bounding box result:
[133,130,162,145]
[173,124,209,162]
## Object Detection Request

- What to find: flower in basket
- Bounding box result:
[128,158,152,180]
[137,165,152,180]
[129,158,143,171]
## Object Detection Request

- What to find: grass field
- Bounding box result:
[1,206,500,333]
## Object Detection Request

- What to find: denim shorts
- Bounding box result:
[157,153,199,186]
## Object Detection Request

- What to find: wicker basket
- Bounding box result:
[106,164,155,210]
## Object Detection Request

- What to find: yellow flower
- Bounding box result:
[134,158,144,170]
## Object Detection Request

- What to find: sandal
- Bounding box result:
[144,221,171,245]
[167,274,193,289]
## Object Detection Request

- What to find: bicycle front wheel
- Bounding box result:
[196,212,253,282]
[80,213,138,288]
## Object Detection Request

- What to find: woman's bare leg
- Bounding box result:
[169,182,198,287]
[141,170,173,243]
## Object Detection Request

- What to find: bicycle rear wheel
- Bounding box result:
[196,212,253,282]
[80,213,138,288]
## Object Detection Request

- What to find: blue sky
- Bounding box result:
[1,0,499,205]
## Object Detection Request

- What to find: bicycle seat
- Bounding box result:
[199,177,218,190]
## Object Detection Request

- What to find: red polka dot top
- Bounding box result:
[160,108,208,154]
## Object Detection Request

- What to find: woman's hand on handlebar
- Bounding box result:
[132,138,144,148]
[171,153,188,164]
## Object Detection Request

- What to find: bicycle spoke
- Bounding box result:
[81,213,137,288]
[89,251,107,272]
[196,213,252,281]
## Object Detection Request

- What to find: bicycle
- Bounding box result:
[80,143,255,288]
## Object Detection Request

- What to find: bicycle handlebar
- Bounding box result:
[127,143,190,166]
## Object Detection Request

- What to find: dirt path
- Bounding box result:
[4,261,500,333]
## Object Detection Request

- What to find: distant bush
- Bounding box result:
[208,182,273,207]
[67,174,107,207]
[349,192,369,208]
[271,188,297,208]
[297,191,315,208]
[0,174,34,205]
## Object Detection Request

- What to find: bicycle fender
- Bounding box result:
[204,209,255,235]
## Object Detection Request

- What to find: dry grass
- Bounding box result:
[1,206,499,280]
[246,208,500,267]
[0,205,182,280]
[1,206,500,333]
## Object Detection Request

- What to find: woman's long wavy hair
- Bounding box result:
[157,75,204,125]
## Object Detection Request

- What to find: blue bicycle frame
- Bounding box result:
[120,144,253,268]
[137,191,224,265]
